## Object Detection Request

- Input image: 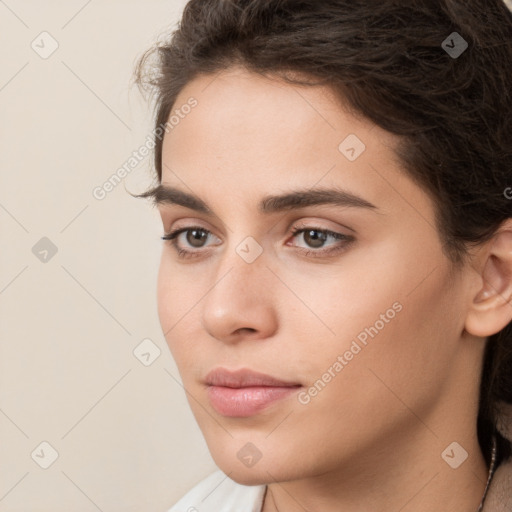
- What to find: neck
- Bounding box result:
[262,427,489,512]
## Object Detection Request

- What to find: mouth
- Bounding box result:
[204,367,302,417]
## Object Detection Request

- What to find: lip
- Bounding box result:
[205,367,301,388]
[205,367,302,417]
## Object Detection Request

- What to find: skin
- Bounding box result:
[155,66,512,512]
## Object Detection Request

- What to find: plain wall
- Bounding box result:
[0,1,217,511]
[4,1,512,511]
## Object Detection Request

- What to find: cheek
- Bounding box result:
[307,268,461,431]
[156,254,193,355]
[156,254,214,380]
[295,239,460,410]
[156,254,173,332]
[156,251,200,324]
[274,246,405,356]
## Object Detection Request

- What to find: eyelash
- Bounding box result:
[161,225,354,260]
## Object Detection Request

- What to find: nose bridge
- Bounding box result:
[200,231,276,340]
[212,232,267,299]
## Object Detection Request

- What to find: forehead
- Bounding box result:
[160,67,434,225]
[165,67,385,164]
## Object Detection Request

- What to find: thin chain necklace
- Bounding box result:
[265,436,498,512]
[477,434,498,512]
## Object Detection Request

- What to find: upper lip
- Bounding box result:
[205,367,301,388]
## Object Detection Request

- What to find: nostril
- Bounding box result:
[234,327,257,335]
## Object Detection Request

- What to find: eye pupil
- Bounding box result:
[187,229,208,247]
[304,229,327,248]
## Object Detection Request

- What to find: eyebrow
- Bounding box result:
[143,184,378,215]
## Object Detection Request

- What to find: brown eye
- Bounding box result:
[161,226,219,259]
[289,225,355,258]
[302,229,328,248]
[186,228,209,248]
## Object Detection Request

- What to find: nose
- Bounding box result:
[200,242,278,344]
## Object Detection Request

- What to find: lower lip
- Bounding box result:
[207,385,301,417]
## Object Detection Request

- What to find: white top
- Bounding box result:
[167,470,266,512]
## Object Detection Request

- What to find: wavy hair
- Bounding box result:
[133,0,512,467]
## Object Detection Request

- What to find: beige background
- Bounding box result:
[0,1,217,511]
[3,1,512,512]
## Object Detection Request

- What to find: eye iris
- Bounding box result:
[186,229,208,248]
[304,229,327,248]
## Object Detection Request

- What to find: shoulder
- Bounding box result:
[166,469,267,512]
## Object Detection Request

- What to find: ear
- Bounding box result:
[464,219,512,338]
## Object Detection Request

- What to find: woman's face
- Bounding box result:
[155,67,480,484]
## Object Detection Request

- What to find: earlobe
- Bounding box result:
[464,223,512,338]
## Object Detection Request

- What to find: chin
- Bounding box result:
[225,469,270,486]
[211,449,304,486]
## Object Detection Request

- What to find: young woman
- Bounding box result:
[133,1,512,510]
